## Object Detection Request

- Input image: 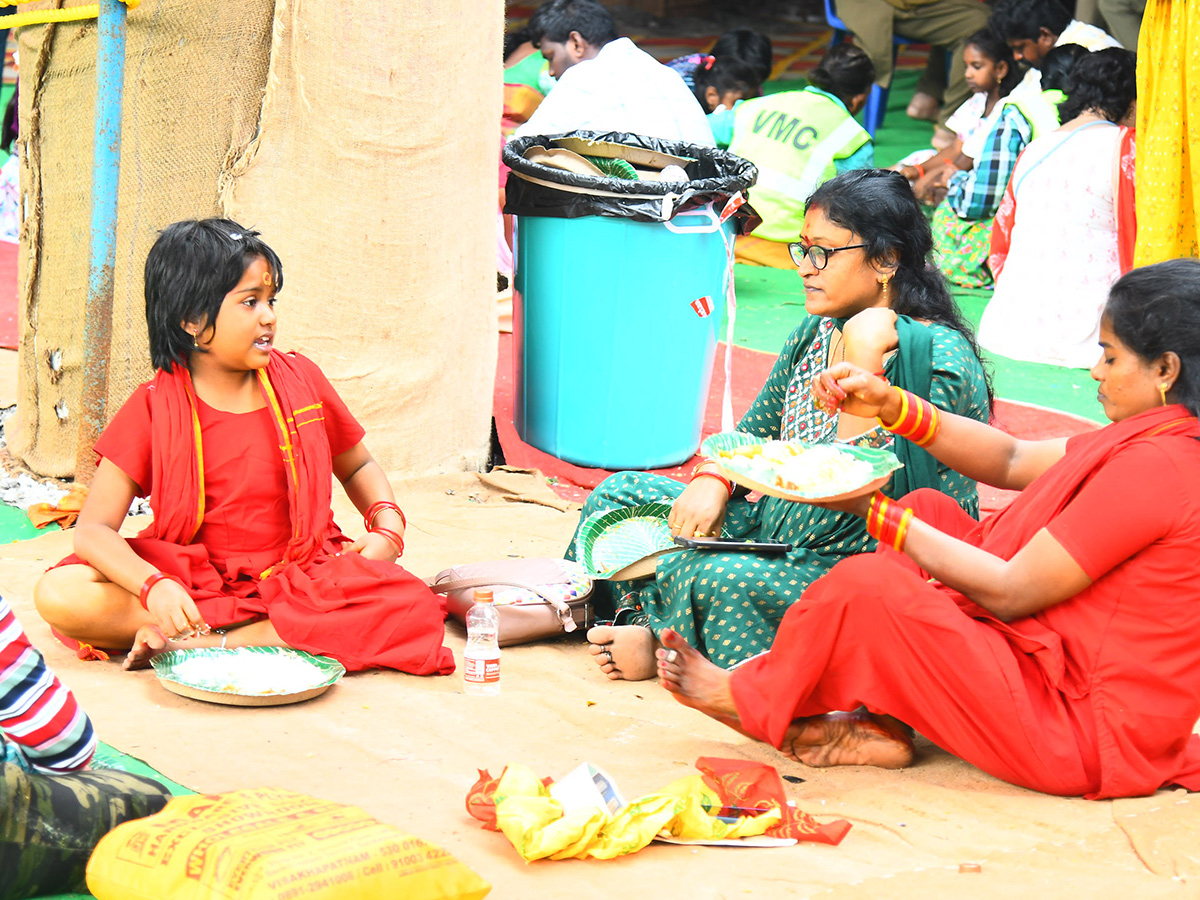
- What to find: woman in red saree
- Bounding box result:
[34,219,454,676]
[657,258,1200,799]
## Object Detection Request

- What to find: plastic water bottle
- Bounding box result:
[464,589,500,696]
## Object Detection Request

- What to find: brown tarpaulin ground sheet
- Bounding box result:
[10,0,498,478]
[2,470,1197,898]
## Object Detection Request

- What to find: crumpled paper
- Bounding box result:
[465,757,851,861]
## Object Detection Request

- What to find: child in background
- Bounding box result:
[667,28,773,90]
[899,30,1021,205]
[727,44,875,269]
[693,55,763,148]
[927,40,1064,288]
[34,220,455,676]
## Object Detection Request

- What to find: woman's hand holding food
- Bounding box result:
[812,362,900,420]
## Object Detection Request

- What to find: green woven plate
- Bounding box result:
[583,155,639,179]
[576,503,685,580]
[701,432,902,502]
[151,647,345,707]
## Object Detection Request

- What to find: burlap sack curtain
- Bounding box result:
[11,0,500,479]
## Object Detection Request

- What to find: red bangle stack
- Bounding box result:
[690,462,734,498]
[363,501,406,557]
[876,386,942,447]
[369,527,405,556]
[139,572,178,609]
[865,491,915,552]
[364,500,406,531]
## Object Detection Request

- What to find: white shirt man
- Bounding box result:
[1011,19,1123,96]
[515,37,715,147]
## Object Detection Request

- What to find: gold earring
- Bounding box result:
[879,275,891,303]
[191,331,198,349]
[1160,383,1170,406]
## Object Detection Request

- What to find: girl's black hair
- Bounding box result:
[964,28,1022,98]
[711,29,774,84]
[504,26,534,63]
[692,55,761,109]
[1057,47,1136,123]
[806,169,994,404]
[988,0,1072,43]
[145,218,283,372]
[527,0,618,49]
[1104,259,1200,417]
[1039,42,1088,93]
[808,44,876,108]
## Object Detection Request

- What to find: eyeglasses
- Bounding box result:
[787,241,868,270]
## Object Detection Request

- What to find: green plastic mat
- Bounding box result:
[36,743,193,900]
[0,503,57,543]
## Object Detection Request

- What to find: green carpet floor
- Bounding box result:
[0,502,56,543]
[733,71,1105,423]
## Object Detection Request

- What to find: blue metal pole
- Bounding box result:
[75,0,126,480]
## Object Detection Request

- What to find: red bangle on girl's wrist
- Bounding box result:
[364,500,406,531]
[139,572,177,609]
[369,526,405,556]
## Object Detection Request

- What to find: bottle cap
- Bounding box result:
[474,588,494,604]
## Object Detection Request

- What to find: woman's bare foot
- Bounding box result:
[586,624,657,681]
[781,711,914,769]
[655,628,738,720]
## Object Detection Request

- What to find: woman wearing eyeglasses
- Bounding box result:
[574,169,992,681]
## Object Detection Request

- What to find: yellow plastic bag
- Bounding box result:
[86,787,490,900]
[491,764,781,861]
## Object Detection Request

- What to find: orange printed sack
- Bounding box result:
[86,787,490,900]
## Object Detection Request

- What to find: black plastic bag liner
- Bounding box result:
[503,130,758,222]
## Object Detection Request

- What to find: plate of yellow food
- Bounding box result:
[700,432,902,502]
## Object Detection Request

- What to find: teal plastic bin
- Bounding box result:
[513,204,732,469]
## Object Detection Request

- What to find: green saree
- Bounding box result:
[566,314,991,669]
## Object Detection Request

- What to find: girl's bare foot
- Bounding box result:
[655,627,738,720]
[586,624,658,681]
[781,711,914,769]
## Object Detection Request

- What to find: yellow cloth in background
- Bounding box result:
[734,234,797,269]
[1134,0,1200,264]
[492,766,782,861]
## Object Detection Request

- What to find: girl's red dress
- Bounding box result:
[730,405,1200,799]
[57,351,454,675]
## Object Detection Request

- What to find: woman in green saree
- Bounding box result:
[571,169,992,680]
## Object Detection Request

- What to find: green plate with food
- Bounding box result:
[701,432,902,502]
[150,646,345,707]
[575,503,687,580]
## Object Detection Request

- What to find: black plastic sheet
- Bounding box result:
[502,130,758,223]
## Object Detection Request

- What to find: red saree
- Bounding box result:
[730,405,1200,799]
[58,352,454,675]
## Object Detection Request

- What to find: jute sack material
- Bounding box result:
[13,0,500,479]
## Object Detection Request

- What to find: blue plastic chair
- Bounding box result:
[823,0,912,136]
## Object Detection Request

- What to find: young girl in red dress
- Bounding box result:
[34,219,455,676]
